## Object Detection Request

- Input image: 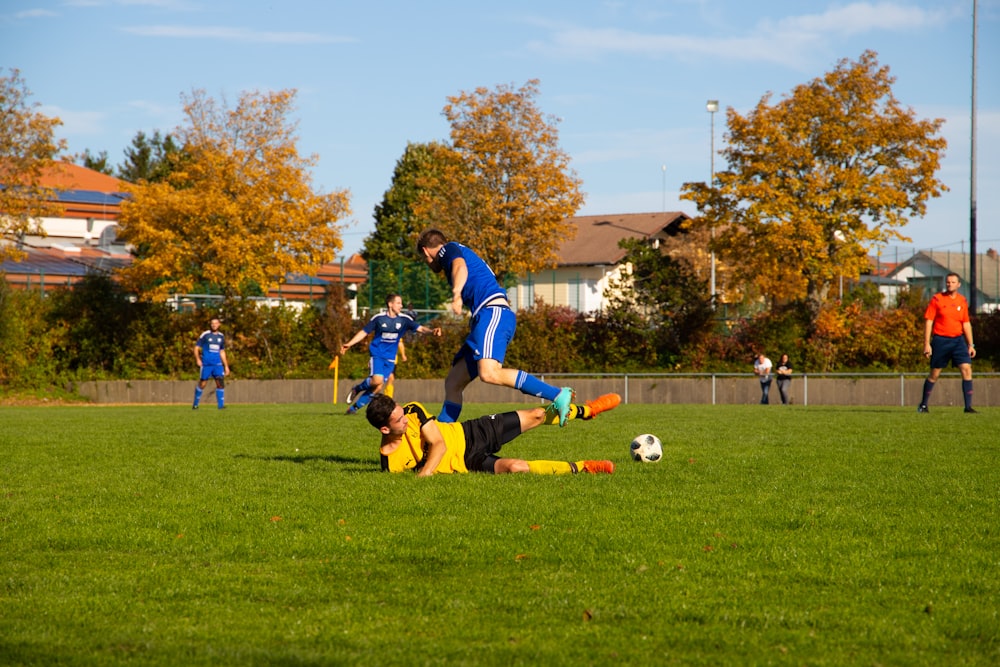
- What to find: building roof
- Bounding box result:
[889,249,1000,301]
[558,212,690,266]
[38,162,126,194]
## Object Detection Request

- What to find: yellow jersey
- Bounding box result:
[380,402,469,474]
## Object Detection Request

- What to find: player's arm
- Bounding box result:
[448,256,467,316]
[220,349,230,376]
[397,339,407,363]
[417,420,448,477]
[963,321,976,358]
[193,341,203,367]
[340,328,369,355]
[923,318,934,356]
[417,324,443,337]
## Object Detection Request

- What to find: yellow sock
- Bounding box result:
[385,383,394,398]
[526,460,576,475]
[542,405,584,425]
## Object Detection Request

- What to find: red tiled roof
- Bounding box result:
[38,162,125,193]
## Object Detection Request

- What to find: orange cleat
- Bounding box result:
[582,393,621,419]
[581,460,615,474]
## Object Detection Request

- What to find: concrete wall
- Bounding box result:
[74,376,999,408]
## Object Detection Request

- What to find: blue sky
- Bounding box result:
[3,0,997,260]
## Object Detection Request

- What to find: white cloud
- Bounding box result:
[528,2,957,68]
[15,9,58,19]
[41,105,107,135]
[120,24,354,44]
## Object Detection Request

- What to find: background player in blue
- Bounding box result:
[193,317,229,409]
[416,229,574,426]
[340,293,442,415]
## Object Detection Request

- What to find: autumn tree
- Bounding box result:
[0,68,66,261]
[77,149,113,175]
[117,88,350,300]
[681,51,947,308]
[361,141,452,310]
[415,79,584,281]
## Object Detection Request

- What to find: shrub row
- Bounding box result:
[2,275,998,395]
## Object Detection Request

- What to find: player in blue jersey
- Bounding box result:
[416,229,574,426]
[341,293,442,415]
[193,317,230,410]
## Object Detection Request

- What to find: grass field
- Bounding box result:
[1,400,998,666]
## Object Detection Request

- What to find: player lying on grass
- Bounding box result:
[364,392,621,476]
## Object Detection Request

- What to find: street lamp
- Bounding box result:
[706,100,719,304]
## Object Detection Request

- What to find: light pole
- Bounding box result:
[706,99,719,304]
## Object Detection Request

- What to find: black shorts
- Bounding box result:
[462,411,522,473]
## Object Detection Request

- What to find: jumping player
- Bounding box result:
[415,229,574,426]
[193,317,230,410]
[364,393,617,476]
[341,293,442,415]
[918,272,977,413]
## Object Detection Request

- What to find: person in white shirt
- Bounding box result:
[753,352,773,405]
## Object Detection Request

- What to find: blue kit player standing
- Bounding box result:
[193,317,230,410]
[341,293,442,415]
[416,228,574,426]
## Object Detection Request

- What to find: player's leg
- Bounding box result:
[470,308,573,426]
[193,371,210,409]
[920,337,950,411]
[353,373,386,411]
[214,373,225,409]
[438,351,474,422]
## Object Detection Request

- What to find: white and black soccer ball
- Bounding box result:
[630,433,662,463]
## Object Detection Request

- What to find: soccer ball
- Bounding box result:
[630,433,662,463]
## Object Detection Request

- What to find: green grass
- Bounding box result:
[1,402,998,666]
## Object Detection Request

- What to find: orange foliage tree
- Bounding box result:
[415,79,584,280]
[0,68,66,262]
[117,88,350,300]
[681,51,947,308]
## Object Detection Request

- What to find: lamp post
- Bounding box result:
[706,99,719,305]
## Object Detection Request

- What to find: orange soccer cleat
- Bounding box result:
[582,393,621,419]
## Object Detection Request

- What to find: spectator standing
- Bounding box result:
[775,354,793,405]
[753,352,772,405]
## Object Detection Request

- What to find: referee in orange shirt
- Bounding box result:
[918,272,977,413]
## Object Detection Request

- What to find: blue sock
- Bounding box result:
[514,371,559,402]
[356,378,371,392]
[193,386,203,407]
[921,379,935,406]
[962,379,973,409]
[354,389,374,410]
[217,389,225,408]
[439,400,462,423]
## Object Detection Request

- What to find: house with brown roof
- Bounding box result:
[508,211,692,313]
[885,248,1000,312]
[1,162,369,308]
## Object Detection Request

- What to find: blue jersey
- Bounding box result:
[196,330,226,365]
[362,312,421,360]
[437,242,507,316]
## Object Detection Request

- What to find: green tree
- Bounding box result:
[415,79,585,281]
[0,68,66,261]
[117,130,181,183]
[604,238,715,364]
[681,51,947,309]
[76,149,113,175]
[117,88,351,300]
[362,142,452,311]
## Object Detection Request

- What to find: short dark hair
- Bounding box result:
[416,229,448,255]
[384,293,401,307]
[366,393,397,429]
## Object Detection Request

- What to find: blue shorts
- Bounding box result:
[929,335,972,369]
[452,306,515,380]
[368,356,397,380]
[200,364,226,382]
